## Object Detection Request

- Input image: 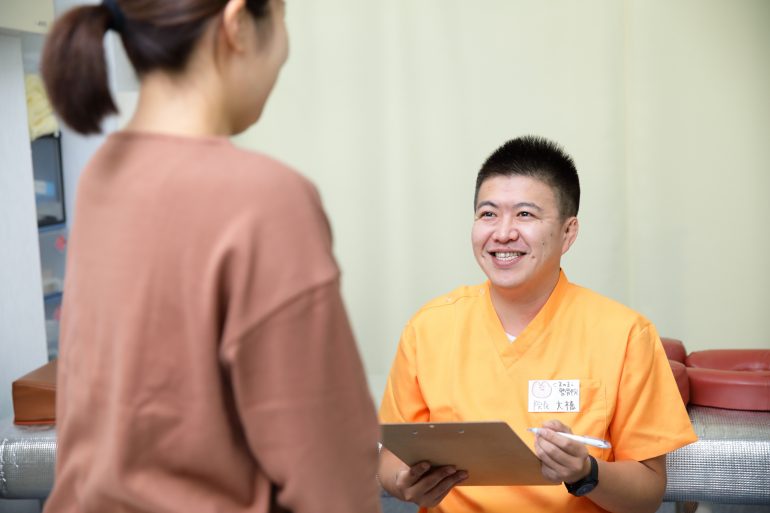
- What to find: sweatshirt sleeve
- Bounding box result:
[223,278,382,513]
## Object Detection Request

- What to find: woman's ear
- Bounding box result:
[221,0,249,52]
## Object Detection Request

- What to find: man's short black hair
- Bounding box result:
[474,136,581,219]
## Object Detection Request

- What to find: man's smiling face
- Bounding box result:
[471,174,577,299]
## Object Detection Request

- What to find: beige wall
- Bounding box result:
[234,0,770,401]
[626,0,770,350]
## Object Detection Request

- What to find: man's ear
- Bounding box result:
[221,0,249,52]
[561,217,579,255]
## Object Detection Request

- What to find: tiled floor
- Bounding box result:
[656,504,770,513]
[381,492,770,513]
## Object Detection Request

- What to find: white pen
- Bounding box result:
[528,428,612,449]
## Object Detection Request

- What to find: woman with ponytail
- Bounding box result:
[41,2,381,512]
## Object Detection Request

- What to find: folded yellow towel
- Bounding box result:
[25,73,59,141]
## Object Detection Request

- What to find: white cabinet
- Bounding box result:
[0,32,49,428]
[0,0,55,34]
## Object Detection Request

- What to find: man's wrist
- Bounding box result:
[565,455,599,496]
[573,455,592,483]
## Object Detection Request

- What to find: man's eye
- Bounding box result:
[518,211,532,217]
[478,211,495,218]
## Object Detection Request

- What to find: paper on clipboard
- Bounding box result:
[380,421,555,486]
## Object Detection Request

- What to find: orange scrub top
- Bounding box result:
[380,271,697,513]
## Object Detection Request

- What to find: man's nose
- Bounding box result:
[493,216,519,242]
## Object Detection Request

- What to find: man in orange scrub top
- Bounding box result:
[378,136,697,513]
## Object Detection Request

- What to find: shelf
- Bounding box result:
[0,1,54,35]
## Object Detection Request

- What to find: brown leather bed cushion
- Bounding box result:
[686,350,770,411]
[12,360,57,425]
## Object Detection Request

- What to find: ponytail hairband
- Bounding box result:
[103,0,126,33]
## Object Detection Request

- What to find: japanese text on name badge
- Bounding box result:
[528,379,580,412]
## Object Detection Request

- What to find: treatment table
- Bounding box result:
[1,406,769,505]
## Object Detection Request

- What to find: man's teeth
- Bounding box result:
[495,252,522,260]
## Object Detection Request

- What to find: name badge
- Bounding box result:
[528,380,580,412]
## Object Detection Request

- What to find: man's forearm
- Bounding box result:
[587,456,666,513]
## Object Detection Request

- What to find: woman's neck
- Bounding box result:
[125,68,232,137]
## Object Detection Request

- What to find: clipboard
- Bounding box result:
[381,421,555,486]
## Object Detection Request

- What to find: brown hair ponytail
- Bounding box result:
[41,5,117,135]
[42,0,273,135]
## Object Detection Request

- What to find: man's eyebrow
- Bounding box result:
[513,202,543,212]
[475,201,543,212]
[475,200,498,211]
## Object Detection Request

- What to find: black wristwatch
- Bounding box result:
[565,455,599,496]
